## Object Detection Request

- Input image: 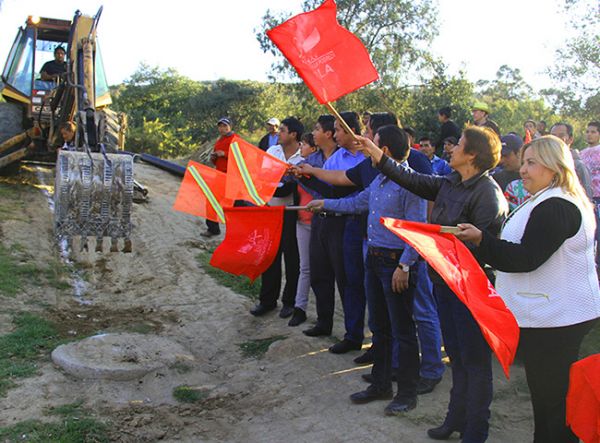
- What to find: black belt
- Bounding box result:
[368,246,403,261]
[318,211,344,218]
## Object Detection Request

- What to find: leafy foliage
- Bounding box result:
[545,0,599,116]
[254,0,439,85]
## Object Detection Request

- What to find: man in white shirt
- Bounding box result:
[250,117,304,319]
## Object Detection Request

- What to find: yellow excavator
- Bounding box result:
[0,7,135,252]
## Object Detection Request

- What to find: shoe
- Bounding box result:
[350,385,393,404]
[200,230,219,238]
[250,303,276,316]
[362,373,398,383]
[329,339,362,354]
[354,347,374,364]
[279,305,294,318]
[384,396,417,415]
[416,377,442,395]
[288,308,307,327]
[426,424,463,440]
[303,325,331,337]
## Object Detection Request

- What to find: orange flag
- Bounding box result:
[381,218,520,378]
[173,161,233,223]
[225,137,289,206]
[210,206,284,281]
[567,354,600,443]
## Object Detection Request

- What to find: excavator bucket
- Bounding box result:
[54,150,133,253]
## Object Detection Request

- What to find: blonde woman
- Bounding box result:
[457,135,600,443]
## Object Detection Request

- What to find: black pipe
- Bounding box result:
[139,153,186,177]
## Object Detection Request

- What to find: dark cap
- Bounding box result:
[443,136,458,145]
[217,117,232,126]
[501,133,523,155]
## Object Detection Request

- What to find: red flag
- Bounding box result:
[267,0,379,104]
[567,354,600,443]
[225,137,289,206]
[381,218,520,378]
[173,161,233,223]
[210,206,284,282]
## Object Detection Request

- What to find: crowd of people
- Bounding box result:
[204,106,600,443]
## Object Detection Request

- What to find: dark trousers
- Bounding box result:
[259,210,299,308]
[309,215,346,331]
[342,217,366,344]
[434,283,492,443]
[519,319,597,443]
[365,250,419,399]
[206,219,220,234]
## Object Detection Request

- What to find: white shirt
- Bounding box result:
[266,144,303,206]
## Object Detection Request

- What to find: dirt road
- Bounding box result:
[0,162,534,442]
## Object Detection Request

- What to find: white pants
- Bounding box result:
[295,221,311,311]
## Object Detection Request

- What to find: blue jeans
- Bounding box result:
[365,249,419,398]
[413,261,445,379]
[342,217,366,344]
[434,283,492,443]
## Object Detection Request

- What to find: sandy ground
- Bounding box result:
[0,162,534,442]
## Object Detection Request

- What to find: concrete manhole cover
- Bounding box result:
[52,333,194,380]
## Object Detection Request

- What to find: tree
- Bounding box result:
[255,0,438,86]
[545,0,599,116]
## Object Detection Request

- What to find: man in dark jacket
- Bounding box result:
[435,107,461,156]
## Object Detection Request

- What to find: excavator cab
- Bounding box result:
[0,8,134,252]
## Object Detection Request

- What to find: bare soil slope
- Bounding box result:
[0,162,534,442]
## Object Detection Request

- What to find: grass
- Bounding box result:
[173,385,208,403]
[0,401,109,442]
[239,335,287,359]
[0,313,63,396]
[0,244,72,296]
[196,250,261,300]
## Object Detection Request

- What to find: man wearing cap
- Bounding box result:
[471,101,500,136]
[202,117,236,238]
[493,133,523,191]
[258,118,280,151]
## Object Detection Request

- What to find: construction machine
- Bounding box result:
[0,7,135,252]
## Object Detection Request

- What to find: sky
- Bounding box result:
[0,0,569,91]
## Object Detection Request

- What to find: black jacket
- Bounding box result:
[377,155,508,284]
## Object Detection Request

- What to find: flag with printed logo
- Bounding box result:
[266,0,379,104]
[381,218,520,378]
[210,206,284,281]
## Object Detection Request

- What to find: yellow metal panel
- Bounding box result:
[1,87,29,105]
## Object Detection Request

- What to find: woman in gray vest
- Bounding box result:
[457,135,600,443]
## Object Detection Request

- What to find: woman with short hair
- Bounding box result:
[457,135,600,443]
[359,126,508,442]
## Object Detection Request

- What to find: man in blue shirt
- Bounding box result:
[419,136,453,176]
[295,114,445,394]
[308,125,425,415]
[302,112,367,356]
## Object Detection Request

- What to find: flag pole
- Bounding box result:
[285,206,308,211]
[325,102,360,141]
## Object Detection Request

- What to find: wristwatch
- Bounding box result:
[398,263,410,272]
